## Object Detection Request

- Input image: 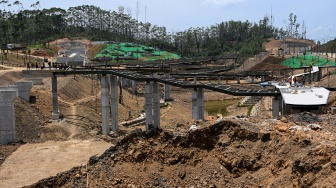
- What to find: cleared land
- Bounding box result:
[0,38,336,187]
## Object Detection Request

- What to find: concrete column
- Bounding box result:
[0,88,18,145]
[251,76,255,83]
[101,75,110,135]
[278,96,283,116]
[192,89,198,119]
[164,73,171,101]
[318,70,322,81]
[14,81,33,102]
[197,88,204,120]
[237,75,240,84]
[131,80,137,94]
[194,76,197,85]
[153,82,160,129]
[51,76,59,120]
[291,69,294,76]
[217,76,221,85]
[145,82,153,131]
[272,96,280,118]
[109,75,118,132]
[120,77,126,88]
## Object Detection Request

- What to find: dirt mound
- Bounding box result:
[248,56,287,71]
[26,118,336,187]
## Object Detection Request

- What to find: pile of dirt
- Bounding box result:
[248,56,287,72]
[26,116,336,187]
[31,50,53,57]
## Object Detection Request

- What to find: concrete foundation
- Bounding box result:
[0,88,18,145]
[101,75,110,135]
[14,81,33,102]
[109,75,118,132]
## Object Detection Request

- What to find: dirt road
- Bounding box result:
[0,139,112,188]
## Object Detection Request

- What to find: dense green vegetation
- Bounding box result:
[0,1,312,63]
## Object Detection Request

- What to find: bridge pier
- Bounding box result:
[0,87,18,145]
[51,76,59,120]
[236,75,240,84]
[101,75,110,135]
[109,75,118,132]
[14,81,33,102]
[192,88,204,120]
[272,96,280,118]
[164,73,172,101]
[153,82,160,129]
[132,80,137,94]
[120,77,126,88]
[145,82,153,131]
[217,76,221,85]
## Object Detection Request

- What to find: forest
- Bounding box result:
[0,1,309,63]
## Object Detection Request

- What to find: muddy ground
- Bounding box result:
[1,38,336,187]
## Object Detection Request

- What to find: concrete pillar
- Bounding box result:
[192,89,198,119]
[14,81,33,102]
[164,73,171,101]
[145,82,153,131]
[0,88,18,145]
[291,69,294,76]
[217,76,221,85]
[251,76,255,83]
[272,96,280,118]
[278,96,283,116]
[318,70,322,81]
[197,88,204,120]
[109,75,118,132]
[131,80,137,94]
[304,67,307,73]
[193,76,197,85]
[101,75,110,135]
[51,76,59,120]
[237,75,240,84]
[120,77,126,88]
[153,82,160,129]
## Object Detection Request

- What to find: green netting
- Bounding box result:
[95,42,180,62]
[281,54,336,68]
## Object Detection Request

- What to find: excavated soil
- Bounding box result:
[1,38,336,187]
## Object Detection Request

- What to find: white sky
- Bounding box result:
[16,0,336,43]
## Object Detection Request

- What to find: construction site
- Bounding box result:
[1,38,336,188]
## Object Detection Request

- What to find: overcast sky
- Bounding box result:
[19,0,335,43]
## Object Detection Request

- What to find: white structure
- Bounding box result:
[275,84,330,115]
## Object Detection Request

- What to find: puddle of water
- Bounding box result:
[204,99,238,116]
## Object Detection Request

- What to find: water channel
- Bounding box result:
[204,99,239,116]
